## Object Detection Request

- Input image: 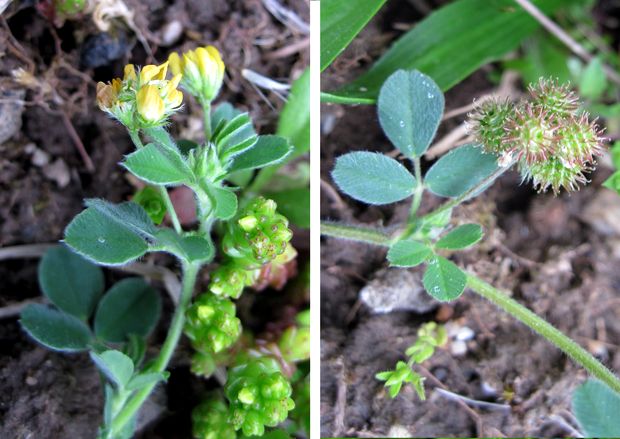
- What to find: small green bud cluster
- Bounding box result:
[468,78,605,194]
[210,197,294,299]
[225,357,295,436]
[278,310,310,363]
[185,293,242,355]
[192,395,237,439]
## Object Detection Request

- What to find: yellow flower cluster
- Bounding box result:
[168,46,225,103]
[96,62,183,128]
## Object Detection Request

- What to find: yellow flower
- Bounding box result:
[136,85,165,123]
[168,45,225,102]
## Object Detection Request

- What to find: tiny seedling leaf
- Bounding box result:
[332,151,416,205]
[422,256,466,301]
[387,240,433,267]
[425,144,499,198]
[228,135,293,173]
[90,350,135,389]
[572,379,620,437]
[64,201,155,266]
[123,143,194,185]
[20,304,92,352]
[94,278,161,343]
[378,70,444,157]
[435,223,483,250]
[38,245,104,320]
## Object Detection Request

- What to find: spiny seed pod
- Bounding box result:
[468,98,514,154]
[225,357,295,436]
[185,294,241,354]
[209,263,254,299]
[222,197,293,267]
[192,396,236,439]
[467,77,605,195]
[528,78,579,117]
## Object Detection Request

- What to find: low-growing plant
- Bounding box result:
[322,68,620,432]
[20,46,309,438]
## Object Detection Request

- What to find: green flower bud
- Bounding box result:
[278,325,310,363]
[185,294,241,354]
[192,396,237,439]
[225,357,295,436]
[222,197,293,267]
[209,263,255,299]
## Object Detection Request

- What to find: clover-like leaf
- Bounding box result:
[123,142,194,185]
[387,240,433,267]
[90,350,135,389]
[422,256,466,301]
[435,223,483,250]
[20,304,93,352]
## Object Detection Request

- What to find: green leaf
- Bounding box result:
[213,113,258,161]
[207,185,238,220]
[277,68,310,158]
[20,304,92,352]
[132,186,166,225]
[90,350,134,388]
[322,0,573,104]
[126,372,167,391]
[211,102,241,133]
[425,144,499,198]
[422,256,466,301]
[155,229,215,263]
[320,0,387,71]
[265,187,310,229]
[387,240,433,267]
[604,171,620,196]
[123,143,194,185]
[579,57,607,100]
[332,151,416,205]
[94,278,161,343]
[378,70,444,157]
[64,200,156,266]
[572,379,620,437]
[143,126,181,154]
[38,245,104,320]
[229,135,293,173]
[435,224,483,250]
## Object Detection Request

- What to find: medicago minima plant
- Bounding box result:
[322,69,620,433]
[19,46,309,439]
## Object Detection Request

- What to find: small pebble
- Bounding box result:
[0,89,25,144]
[160,20,183,46]
[80,32,129,68]
[387,425,412,438]
[25,376,37,386]
[451,340,467,356]
[43,158,71,188]
[455,326,475,341]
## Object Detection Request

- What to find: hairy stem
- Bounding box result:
[467,274,620,395]
[108,262,200,436]
[321,221,391,246]
[409,157,424,220]
[200,98,212,141]
[128,130,183,234]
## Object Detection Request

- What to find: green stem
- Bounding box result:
[200,98,212,141]
[467,274,620,395]
[408,157,424,221]
[108,262,200,436]
[321,221,391,247]
[128,129,183,234]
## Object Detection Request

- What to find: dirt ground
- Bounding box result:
[320,1,620,437]
[0,0,308,437]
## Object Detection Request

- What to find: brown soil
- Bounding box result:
[320,2,620,438]
[0,0,309,437]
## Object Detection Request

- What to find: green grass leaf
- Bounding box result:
[435,224,483,250]
[229,135,293,173]
[277,68,310,157]
[38,246,104,321]
[378,70,444,157]
[332,151,416,205]
[323,0,572,104]
[320,0,387,71]
[20,304,92,352]
[90,350,135,389]
[387,240,433,267]
[422,256,466,301]
[425,144,499,198]
[94,278,161,343]
[123,143,194,185]
[572,379,620,437]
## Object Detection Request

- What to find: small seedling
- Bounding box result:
[323,69,620,429]
[20,46,308,438]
